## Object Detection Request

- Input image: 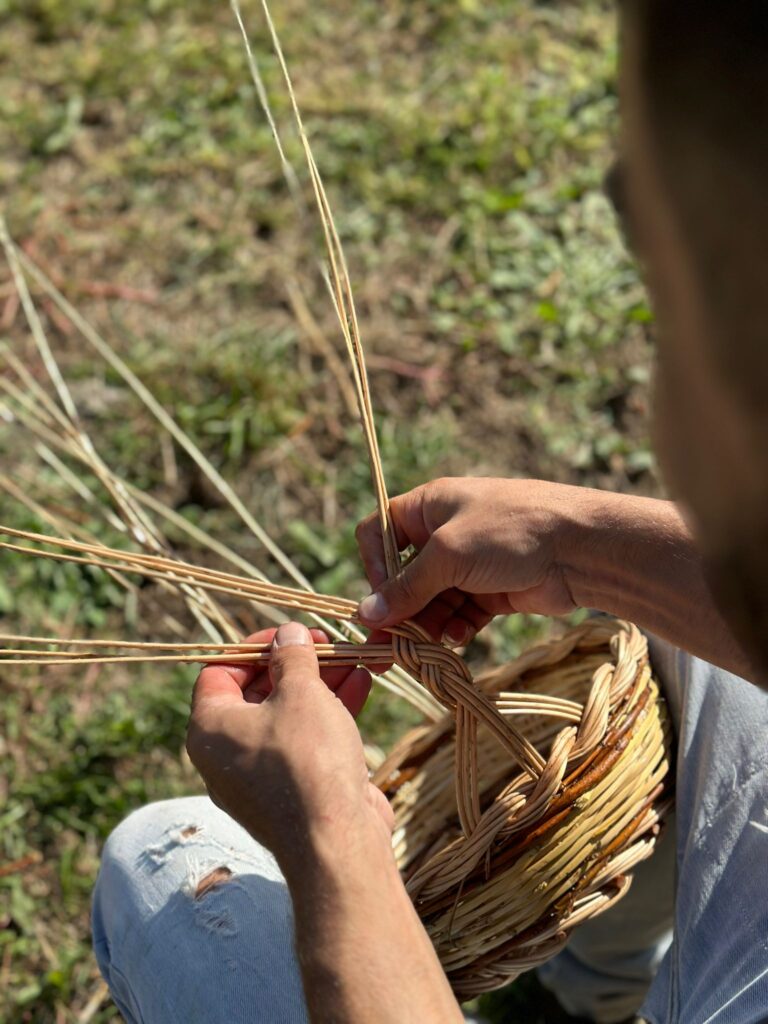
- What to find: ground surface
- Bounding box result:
[0,0,658,1019]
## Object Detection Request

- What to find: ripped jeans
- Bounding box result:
[92,636,768,1023]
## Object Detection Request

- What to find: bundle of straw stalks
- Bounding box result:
[0,0,672,997]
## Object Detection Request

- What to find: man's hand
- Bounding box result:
[356,476,753,682]
[186,622,392,874]
[356,477,584,645]
[187,621,464,1024]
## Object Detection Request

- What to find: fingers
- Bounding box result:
[268,621,321,701]
[335,667,372,718]
[355,488,431,589]
[292,627,376,697]
[267,622,371,716]
[357,533,453,628]
[192,664,249,714]
[440,598,493,646]
[219,627,277,692]
[409,590,493,645]
[192,627,277,712]
[362,628,395,674]
[197,623,376,710]
[309,628,369,692]
[355,513,390,590]
[193,621,380,719]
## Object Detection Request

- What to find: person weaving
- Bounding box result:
[92,3,768,1022]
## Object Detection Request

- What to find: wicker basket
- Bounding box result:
[374,617,673,998]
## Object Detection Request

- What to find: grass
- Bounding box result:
[0,0,657,1019]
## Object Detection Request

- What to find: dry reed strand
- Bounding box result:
[0,0,673,994]
[0,223,441,715]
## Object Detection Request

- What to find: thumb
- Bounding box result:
[357,535,450,627]
[269,621,321,699]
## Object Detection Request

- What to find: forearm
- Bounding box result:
[563,490,755,679]
[280,824,463,1024]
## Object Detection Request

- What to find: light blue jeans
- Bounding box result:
[92,636,768,1023]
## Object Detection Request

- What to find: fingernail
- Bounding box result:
[358,592,388,623]
[443,623,468,647]
[274,622,311,647]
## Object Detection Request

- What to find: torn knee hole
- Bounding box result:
[180,825,199,839]
[194,866,233,899]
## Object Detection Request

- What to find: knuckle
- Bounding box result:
[422,477,446,504]
[272,647,319,681]
[355,512,377,539]
[421,477,463,524]
[395,569,419,604]
[427,475,456,498]
[430,527,455,559]
[276,643,314,665]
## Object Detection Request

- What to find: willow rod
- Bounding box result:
[0,527,358,620]
[0,634,391,659]
[0,641,394,669]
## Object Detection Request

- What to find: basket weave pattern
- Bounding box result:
[377,617,673,997]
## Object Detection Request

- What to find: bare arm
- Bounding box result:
[563,490,753,678]
[186,622,463,1024]
[282,825,462,1024]
[355,478,755,682]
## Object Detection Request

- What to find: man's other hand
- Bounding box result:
[186,622,393,872]
[355,477,583,645]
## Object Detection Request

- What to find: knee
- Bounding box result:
[101,796,213,868]
[93,797,217,957]
[95,796,216,924]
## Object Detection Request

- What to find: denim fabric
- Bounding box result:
[93,637,768,1023]
[539,635,768,1024]
[537,817,675,1022]
[92,798,309,1024]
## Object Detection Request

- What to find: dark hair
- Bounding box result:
[632,1,768,411]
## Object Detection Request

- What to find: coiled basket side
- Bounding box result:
[374,617,673,998]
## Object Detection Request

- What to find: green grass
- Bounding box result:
[0,0,656,1019]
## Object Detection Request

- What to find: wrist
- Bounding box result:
[277,810,398,893]
[561,491,692,612]
[277,799,463,1024]
[548,486,617,608]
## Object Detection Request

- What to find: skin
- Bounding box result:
[355,479,755,684]
[186,4,768,1020]
[618,1,768,676]
[186,622,463,1024]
